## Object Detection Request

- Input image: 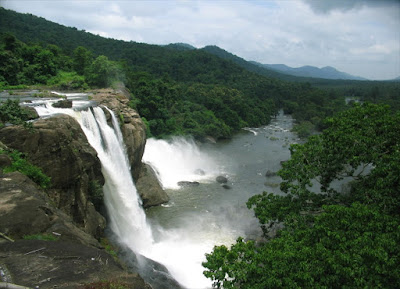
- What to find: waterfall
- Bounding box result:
[34,101,215,288]
[78,107,154,251]
[35,103,154,252]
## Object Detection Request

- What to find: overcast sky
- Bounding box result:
[1,0,399,80]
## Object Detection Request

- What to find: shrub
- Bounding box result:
[2,149,51,188]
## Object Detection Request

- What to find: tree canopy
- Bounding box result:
[203,103,400,288]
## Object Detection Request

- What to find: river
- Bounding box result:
[142,111,298,288]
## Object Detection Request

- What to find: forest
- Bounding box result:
[1,7,399,139]
[1,7,400,288]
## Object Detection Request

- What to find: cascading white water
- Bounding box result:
[79,107,154,251]
[143,137,224,189]
[34,100,218,288]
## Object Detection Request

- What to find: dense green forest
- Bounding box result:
[1,7,399,139]
[203,103,400,288]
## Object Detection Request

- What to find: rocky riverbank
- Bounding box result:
[0,88,170,288]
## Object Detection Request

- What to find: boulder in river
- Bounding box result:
[52,99,73,108]
[194,168,206,176]
[136,163,169,208]
[216,175,228,184]
[265,170,277,177]
[177,181,200,187]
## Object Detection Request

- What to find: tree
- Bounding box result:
[85,55,121,87]
[203,103,400,288]
[73,46,92,75]
[204,203,400,289]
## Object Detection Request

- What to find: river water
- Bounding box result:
[142,111,298,288]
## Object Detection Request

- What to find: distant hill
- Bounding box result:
[253,63,367,81]
[164,43,196,51]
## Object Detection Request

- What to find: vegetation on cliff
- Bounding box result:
[203,103,400,288]
[1,149,51,188]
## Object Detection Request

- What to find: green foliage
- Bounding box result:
[204,203,400,289]
[47,71,88,90]
[2,149,51,188]
[23,233,59,241]
[0,99,33,128]
[85,55,123,87]
[99,238,118,260]
[291,120,314,138]
[203,103,400,288]
[73,46,93,75]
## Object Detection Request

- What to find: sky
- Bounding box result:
[1,0,399,80]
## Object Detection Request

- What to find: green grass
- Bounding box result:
[100,238,118,260]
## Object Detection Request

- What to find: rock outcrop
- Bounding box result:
[0,240,151,289]
[0,115,105,238]
[136,164,169,208]
[0,169,100,247]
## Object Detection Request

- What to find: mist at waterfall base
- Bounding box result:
[33,96,296,288]
[142,113,297,288]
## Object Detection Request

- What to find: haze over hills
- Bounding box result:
[251,62,368,81]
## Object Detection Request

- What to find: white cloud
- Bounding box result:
[1,0,399,79]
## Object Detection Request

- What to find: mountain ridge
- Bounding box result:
[253,62,367,81]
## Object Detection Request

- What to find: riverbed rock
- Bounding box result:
[265,170,277,177]
[194,168,206,176]
[52,99,73,108]
[0,115,105,238]
[177,181,200,187]
[216,175,228,184]
[136,163,169,208]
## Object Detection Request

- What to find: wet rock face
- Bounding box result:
[0,115,105,238]
[136,163,169,208]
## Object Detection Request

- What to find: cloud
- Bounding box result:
[302,0,399,14]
